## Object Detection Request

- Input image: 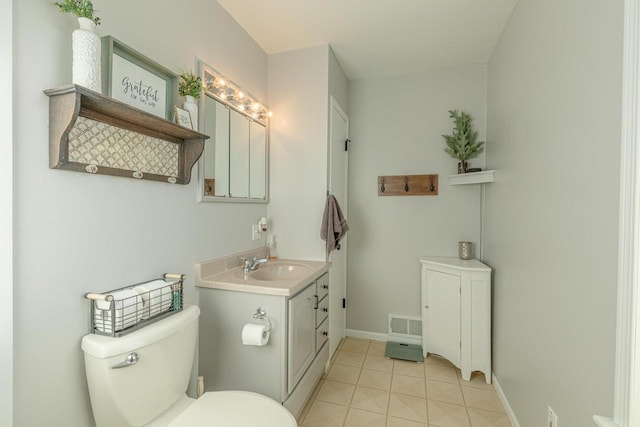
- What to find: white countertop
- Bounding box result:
[196,258,331,297]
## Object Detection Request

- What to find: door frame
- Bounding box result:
[594,0,640,425]
[0,0,13,425]
[327,95,349,357]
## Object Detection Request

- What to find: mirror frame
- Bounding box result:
[196,61,269,204]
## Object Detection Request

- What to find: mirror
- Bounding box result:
[198,65,269,203]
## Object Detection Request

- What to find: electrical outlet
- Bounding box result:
[548,406,558,427]
[251,224,261,240]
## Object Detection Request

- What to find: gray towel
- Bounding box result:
[321,195,349,256]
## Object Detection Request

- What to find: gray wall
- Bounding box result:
[346,64,488,334]
[267,46,330,260]
[484,0,623,425]
[13,0,268,425]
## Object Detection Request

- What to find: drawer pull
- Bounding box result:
[322,307,328,313]
[322,331,328,336]
[322,284,329,290]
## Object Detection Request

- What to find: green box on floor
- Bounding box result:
[384,341,423,363]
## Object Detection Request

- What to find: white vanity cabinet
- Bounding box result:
[420,256,492,383]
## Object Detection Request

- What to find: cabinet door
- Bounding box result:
[288,284,317,393]
[424,269,461,363]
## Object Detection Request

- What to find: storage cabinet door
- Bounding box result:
[424,269,461,363]
[288,284,317,393]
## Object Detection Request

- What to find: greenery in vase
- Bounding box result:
[178,71,203,100]
[53,0,101,25]
[442,110,484,161]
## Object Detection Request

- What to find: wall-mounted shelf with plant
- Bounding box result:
[44,84,210,184]
[447,170,495,185]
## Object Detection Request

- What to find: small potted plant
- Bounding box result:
[442,110,484,173]
[178,71,203,101]
[53,0,101,25]
[53,0,102,93]
[178,71,202,130]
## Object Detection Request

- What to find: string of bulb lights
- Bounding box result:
[203,68,272,125]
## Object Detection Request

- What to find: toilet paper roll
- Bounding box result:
[242,323,270,346]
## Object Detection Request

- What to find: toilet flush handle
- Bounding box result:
[111,352,139,369]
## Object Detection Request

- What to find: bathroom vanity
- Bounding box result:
[195,251,331,418]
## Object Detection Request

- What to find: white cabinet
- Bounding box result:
[420,256,492,384]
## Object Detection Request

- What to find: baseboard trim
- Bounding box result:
[345,329,422,346]
[593,415,619,427]
[492,373,521,427]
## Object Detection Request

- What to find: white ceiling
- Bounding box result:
[216,0,518,80]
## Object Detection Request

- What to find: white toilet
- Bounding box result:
[81,305,297,427]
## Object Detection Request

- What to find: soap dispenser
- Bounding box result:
[267,236,278,260]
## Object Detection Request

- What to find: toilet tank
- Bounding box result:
[81,305,200,427]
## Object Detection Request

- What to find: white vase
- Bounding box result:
[72,17,102,93]
[183,95,198,130]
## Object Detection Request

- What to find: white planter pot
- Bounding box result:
[183,95,198,130]
[72,17,102,93]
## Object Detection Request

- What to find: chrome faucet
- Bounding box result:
[241,256,268,273]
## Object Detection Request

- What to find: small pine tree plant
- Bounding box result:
[178,71,203,100]
[442,110,484,169]
[53,0,101,25]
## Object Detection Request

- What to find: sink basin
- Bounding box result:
[249,263,312,281]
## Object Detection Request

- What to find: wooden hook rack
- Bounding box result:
[378,174,438,196]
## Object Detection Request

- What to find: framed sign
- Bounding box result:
[101,36,177,120]
[174,106,193,129]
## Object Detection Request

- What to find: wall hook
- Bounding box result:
[404,176,409,192]
[380,177,385,193]
[429,175,435,192]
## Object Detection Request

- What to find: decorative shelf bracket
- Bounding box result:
[44,84,210,184]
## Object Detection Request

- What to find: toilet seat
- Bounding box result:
[168,391,297,427]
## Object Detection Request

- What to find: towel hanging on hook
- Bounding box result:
[321,194,349,256]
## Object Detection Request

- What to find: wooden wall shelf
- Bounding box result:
[378,174,438,196]
[44,84,210,184]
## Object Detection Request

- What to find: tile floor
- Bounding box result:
[297,338,512,427]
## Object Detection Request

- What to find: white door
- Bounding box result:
[424,270,461,364]
[327,96,349,358]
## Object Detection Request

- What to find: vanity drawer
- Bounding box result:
[316,295,329,327]
[316,317,328,350]
[316,273,329,301]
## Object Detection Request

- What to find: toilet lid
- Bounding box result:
[168,391,297,427]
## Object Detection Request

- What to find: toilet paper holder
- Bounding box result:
[253,307,272,333]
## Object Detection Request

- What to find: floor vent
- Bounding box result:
[388,314,422,338]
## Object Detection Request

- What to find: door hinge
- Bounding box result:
[342,298,346,309]
[345,139,351,152]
